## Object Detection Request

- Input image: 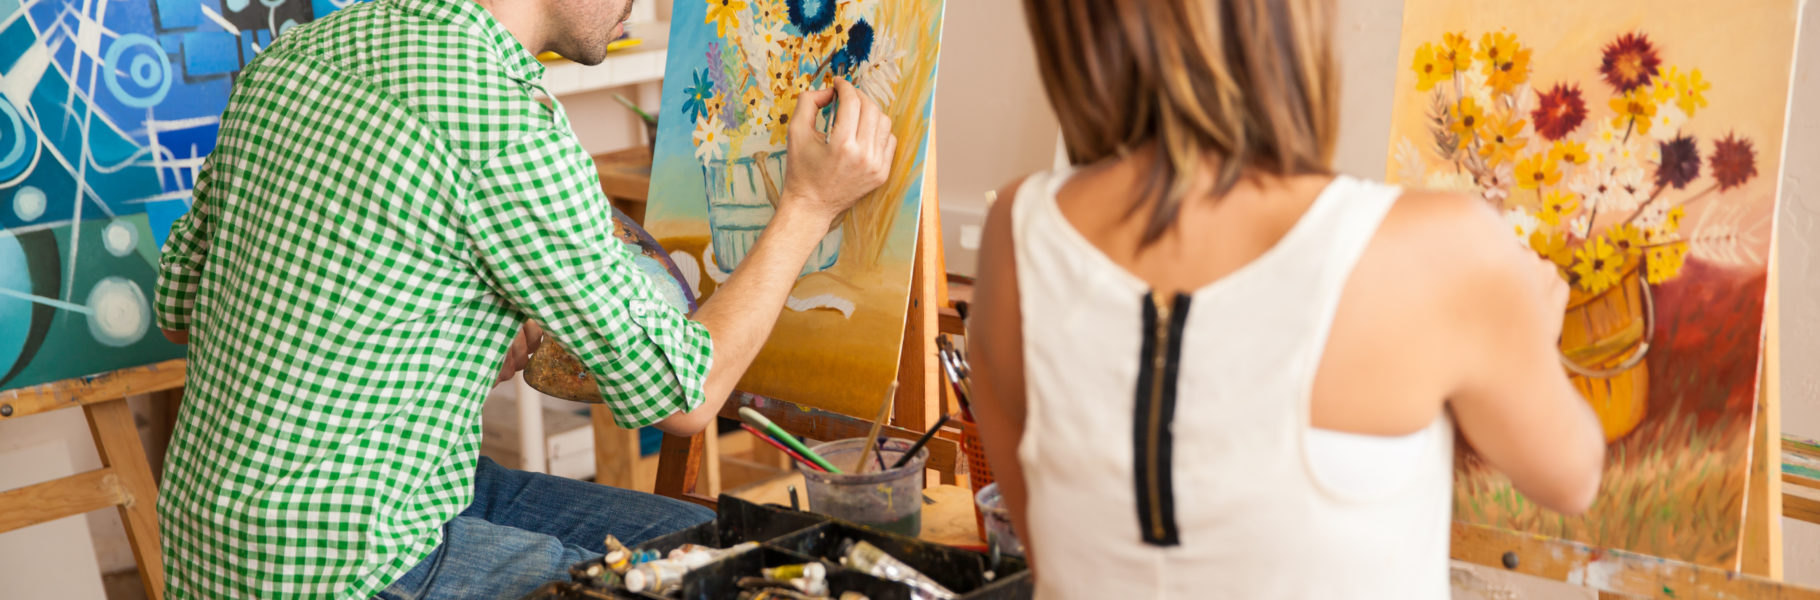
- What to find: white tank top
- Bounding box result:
[1009,170,1453,599]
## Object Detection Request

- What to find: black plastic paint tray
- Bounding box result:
[516,495,1031,600]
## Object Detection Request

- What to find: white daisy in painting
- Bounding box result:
[1568,168,1611,213]
[1504,207,1541,240]
[694,114,727,162]
[1478,164,1515,203]
[1604,165,1650,214]
[747,19,787,62]
[1394,137,1425,184]
[1652,103,1689,137]
[852,28,903,108]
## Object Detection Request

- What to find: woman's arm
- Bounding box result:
[1436,193,1606,514]
[970,177,1034,566]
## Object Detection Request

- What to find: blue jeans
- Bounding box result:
[374,457,715,600]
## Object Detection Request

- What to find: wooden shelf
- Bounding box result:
[538,21,670,98]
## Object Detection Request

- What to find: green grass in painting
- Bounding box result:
[1455,405,1751,566]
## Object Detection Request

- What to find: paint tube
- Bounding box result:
[579,561,620,589]
[760,562,829,596]
[670,541,762,568]
[760,562,825,582]
[623,559,691,594]
[603,549,633,575]
[630,549,663,565]
[839,540,957,600]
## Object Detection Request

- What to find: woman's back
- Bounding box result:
[1008,164,1452,598]
[969,1,1605,595]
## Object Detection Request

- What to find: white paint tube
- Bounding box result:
[624,559,691,595]
[839,540,958,600]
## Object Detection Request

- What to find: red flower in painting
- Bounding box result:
[1531,83,1589,141]
[1600,32,1662,93]
[1710,133,1759,191]
[1655,135,1702,191]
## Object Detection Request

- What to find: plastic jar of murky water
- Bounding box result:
[800,438,927,537]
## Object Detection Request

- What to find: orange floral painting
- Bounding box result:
[1385,0,1800,567]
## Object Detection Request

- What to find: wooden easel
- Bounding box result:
[0,359,186,600]
[1449,254,1815,597]
[649,131,963,508]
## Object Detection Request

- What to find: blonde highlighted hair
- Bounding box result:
[1022,0,1340,245]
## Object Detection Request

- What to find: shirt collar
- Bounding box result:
[388,0,546,83]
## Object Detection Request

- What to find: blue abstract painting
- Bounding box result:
[1,0,360,391]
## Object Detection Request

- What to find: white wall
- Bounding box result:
[931,1,1060,277]
[1778,0,1820,588]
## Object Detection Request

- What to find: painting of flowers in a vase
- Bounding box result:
[646,0,943,415]
[1386,0,1799,567]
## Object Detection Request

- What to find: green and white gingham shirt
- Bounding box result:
[153,0,712,597]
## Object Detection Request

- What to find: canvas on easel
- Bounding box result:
[1384,0,1801,567]
[643,0,946,417]
[0,0,363,392]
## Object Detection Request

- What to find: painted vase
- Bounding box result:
[702,151,841,276]
[1559,265,1651,442]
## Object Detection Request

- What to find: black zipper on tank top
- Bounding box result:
[1135,291,1190,547]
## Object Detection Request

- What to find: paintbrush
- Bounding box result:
[612,93,657,125]
[740,424,826,472]
[853,382,898,473]
[891,413,952,470]
[937,338,974,420]
[740,407,842,473]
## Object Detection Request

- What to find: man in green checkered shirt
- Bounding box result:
[151,0,897,596]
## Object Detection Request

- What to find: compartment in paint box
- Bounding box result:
[678,545,913,600]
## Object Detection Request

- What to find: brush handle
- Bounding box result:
[891,413,952,469]
[740,424,824,472]
[739,407,843,473]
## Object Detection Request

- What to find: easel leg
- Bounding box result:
[85,399,165,600]
[591,406,642,489]
[655,432,714,508]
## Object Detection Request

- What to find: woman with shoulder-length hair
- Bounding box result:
[967,1,1606,597]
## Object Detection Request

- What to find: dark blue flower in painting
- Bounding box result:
[786,0,836,34]
[682,68,715,123]
[848,20,874,63]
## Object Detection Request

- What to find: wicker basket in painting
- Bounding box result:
[1559,265,1652,442]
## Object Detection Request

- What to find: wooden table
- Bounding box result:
[593,146,653,224]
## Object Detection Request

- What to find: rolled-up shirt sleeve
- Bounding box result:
[460,129,712,428]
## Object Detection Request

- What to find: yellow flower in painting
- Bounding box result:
[1529,230,1575,267]
[1443,32,1474,71]
[751,0,786,25]
[1664,206,1685,231]
[1549,140,1589,166]
[1476,112,1528,167]
[767,74,810,145]
[1448,97,1486,149]
[704,0,748,37]
[741,85,767,121]
[1610,89,1658,136]
[1571,238,1624,294]
[1645,242,1689,284]
[1537,190,1579,226]
[1608,224,1645,257]
[1677,69,1711,117]
[1517,154,1563,191]
[1651,66,1683,104]
[1413,42,1454,91]
[704,96,726,122]
[1476,31,1531,94]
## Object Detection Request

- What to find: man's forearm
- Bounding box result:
[654,202,834,434]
